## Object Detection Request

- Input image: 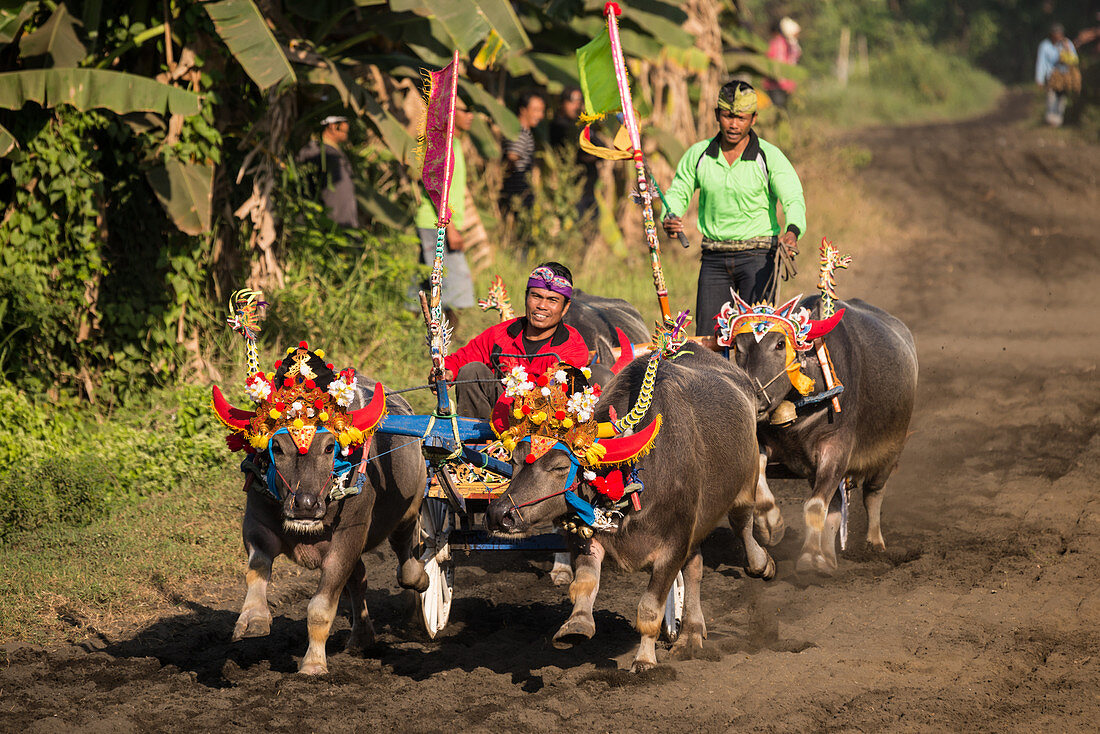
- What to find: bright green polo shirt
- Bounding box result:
[663,131,806,241]
[414,140,467,229]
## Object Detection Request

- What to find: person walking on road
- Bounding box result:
[764,17,802,109]
[662,81,806,336]
[1036,23,1080,127]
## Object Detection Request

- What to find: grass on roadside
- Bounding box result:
[799,39,1003,129]
[0,476,244,646]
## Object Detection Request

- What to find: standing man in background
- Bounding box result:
[549,86,599,219]
[1036,23,1080,127]
[498,91,546,219]
[414,100,476,327]
[297,115,359,228]
[662,81,806,336]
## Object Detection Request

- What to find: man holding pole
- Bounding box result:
[662,81,806,335]
[430,262,590,420]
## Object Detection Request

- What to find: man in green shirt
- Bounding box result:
[414,100,475,318]
[662,81,806,335]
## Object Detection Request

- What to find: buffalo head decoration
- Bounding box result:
[211,342,387,456]
[715,293,844,396]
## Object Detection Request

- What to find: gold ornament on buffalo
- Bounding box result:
[212,339,387,455]
[491,363,662,469]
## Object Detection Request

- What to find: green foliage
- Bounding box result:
[503,145,600,263]
[0,381,225,543]
[0,456,110,542]
[0,105,222,404]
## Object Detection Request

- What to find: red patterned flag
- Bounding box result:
[419,50,460,226]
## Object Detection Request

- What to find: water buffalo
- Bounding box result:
[719,294,918,574]
[213,350,427,674]
[486,348,773,671]
[566,289,650,365]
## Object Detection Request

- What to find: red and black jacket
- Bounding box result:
[444,317,590,377]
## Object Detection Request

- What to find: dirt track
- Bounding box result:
[3,95,1100,732]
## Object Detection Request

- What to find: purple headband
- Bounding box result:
[526,266,573,299]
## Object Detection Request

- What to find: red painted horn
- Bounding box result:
[805,308,845,342]
[595,415,662,466]
[351,382,387,432]
[212,385,254,431]
[610,327,634,374]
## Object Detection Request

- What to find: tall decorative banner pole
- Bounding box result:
[419,49,460,414]
[603,2,671,322]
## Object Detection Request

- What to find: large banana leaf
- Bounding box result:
[357,188,408,229]
[472,0,530,51]
[203,0,296,93]
[0,68,202,115]
[19,2,86,67]
[398,0,530,54]
[582,0,693,49]
[301,64,413,163]
[145,159,215,235]
[724,52,808,83]
[505,52,579,94]
[0,3,34,45]
[458,78,518,140]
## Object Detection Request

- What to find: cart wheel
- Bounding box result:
[418,497,454,639]
[661,570,685,642]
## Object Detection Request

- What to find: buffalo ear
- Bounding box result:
[212,385,253,431]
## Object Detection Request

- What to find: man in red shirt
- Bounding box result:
[433,262,590,419]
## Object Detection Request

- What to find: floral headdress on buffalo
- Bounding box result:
[715,292,844,395]
[211,340,387,456]
[490,362,662,471]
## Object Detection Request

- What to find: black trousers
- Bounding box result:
[695,248,778,336]
[454,362,505,420]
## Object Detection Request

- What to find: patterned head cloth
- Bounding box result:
[716,83,757,116]
[526,266,573,299]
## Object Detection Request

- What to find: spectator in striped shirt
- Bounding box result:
[498,91,545,219]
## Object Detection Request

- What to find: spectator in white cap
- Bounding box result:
[296,114,359,227]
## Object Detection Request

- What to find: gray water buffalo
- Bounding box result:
[213,350,427,674]
[486,348,772,671]
[566,289,650,365]
[720,294,918,574]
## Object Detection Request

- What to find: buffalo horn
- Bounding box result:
[212,385,254,431]
[610,327,634,374]
[805,308,845,341]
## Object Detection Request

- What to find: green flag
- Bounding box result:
[576,29,620,119]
